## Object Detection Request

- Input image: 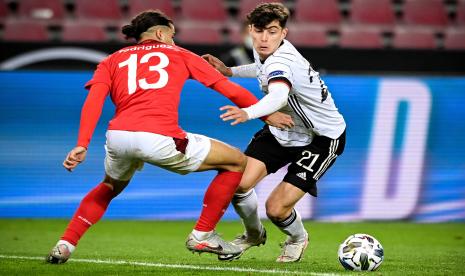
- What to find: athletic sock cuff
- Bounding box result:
[233,189,254,200]
[272,209,297,228]
[57,240,76,253]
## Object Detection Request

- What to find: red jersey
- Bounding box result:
[85,40,226,139]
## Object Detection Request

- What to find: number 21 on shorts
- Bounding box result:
[296,150,319,172]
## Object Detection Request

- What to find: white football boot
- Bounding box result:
[276,234,309,263]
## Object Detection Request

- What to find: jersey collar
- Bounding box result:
[138,39,162,45]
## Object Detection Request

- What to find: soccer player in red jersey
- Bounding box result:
[46,10,294,264]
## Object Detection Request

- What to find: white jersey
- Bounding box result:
[253,39,346,147]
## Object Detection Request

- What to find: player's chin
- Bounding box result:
[258,48,271,55]
[257,50,266,55]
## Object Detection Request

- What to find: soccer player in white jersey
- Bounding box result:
[203,3,346,262]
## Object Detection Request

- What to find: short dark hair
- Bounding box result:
[246,2,289,29]
[122,10,173,41]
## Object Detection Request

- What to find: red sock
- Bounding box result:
[61,183,115,246]
[194,171,242,232]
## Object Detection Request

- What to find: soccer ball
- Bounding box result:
[337,233,384,271]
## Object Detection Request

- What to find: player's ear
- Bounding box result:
[155,27,164,41]
[282,27,288,39]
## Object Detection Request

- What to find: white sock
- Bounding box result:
[191,229,213,240]
[232,189,263,237]
[57,240,76,253]
[273,209,308,243]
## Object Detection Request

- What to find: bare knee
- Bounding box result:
[103,175,130,196]
[227,151,247,173]
[265,199,290,222]
[234,157,267,194]
[236,181,253,194]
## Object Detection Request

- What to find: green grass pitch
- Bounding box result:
[0,219,464,275]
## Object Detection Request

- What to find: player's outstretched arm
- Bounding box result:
[202,54,232,76]
[220,81,291,124]
[220,105,294,129]
[210,79,259,108]
[203,54,256,78]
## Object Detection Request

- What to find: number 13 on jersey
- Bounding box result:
[118,52,170,94]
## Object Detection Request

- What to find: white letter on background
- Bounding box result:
[361,80,431,219]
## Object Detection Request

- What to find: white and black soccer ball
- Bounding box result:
[338,233,384,271]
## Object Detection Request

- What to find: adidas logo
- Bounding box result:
[297,172,306,180]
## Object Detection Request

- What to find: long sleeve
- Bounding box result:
[76,83,109,148]
[210,79,259,108]
[231,63,256,78]
[242,81,290,119]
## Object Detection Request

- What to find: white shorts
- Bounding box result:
[104,130,211,181]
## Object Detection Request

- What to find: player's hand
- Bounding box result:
[220,105,249,125]
[265,112,295,130]
[202,54,232,77]
[63,146,87,172]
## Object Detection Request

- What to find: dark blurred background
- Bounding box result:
[0,0,464,72]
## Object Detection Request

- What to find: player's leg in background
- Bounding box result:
[232,157,267,239]
[265,181,308,262]
[47,130,138,264]
[60,176,130,246]
[47,175,130,264]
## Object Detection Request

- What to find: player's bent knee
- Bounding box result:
[265,200,288,221]
[236,150,247,165]
[266,209,287,222]
[103,174,130,196]
[236,183,253,194]
[226,150,247,173]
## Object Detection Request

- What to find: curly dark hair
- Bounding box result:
[246,2,290,29]
[122,10,173,41]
